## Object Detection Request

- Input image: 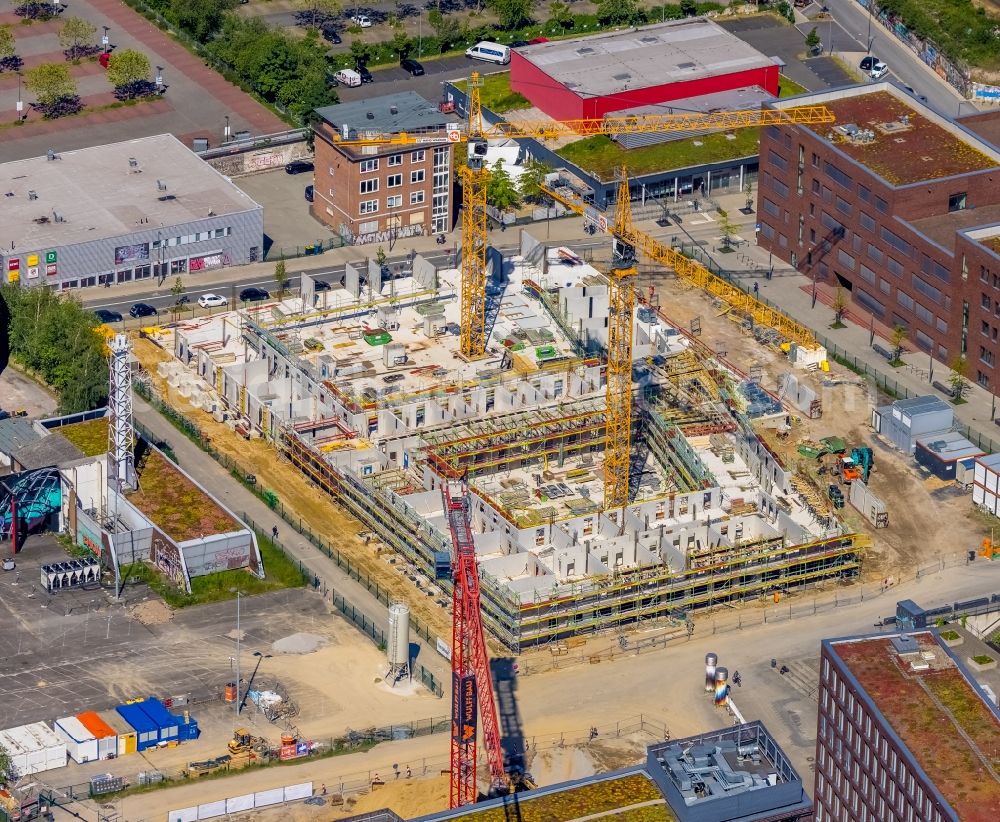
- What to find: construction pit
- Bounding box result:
[133,231,880,654]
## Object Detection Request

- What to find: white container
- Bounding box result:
[387,602,410,668]
[54,717,98,764]
[0,722,67,775]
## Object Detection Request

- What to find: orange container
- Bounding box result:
[224,682,237,702]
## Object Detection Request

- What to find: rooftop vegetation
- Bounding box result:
[58,417,109,457]
[836,637,1000,822]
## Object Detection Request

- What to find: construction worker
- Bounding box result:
[752,281,759,297]
[271,525,279,540]
[406,766,412,779]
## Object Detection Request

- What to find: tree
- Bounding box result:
[170,276,187,318]
[805,26,821,54]
[170,0,236,43]
[296,0,341,27]
[487,0,532,30]
[744,178,753,212]
[548,0,572,30]
[718,209,738,250]
[350,39,375,67]
[389,23,410,57]
[25,62,76,106]
[597,0,641,25]
[890,324,908,363]
[427,8,453,49]
[375,246,388,268]
[0,23,16,60]
[486,159,522,212]
[831,286,848,327]
[58,16,96,60]
[274,259,287,298]
[106,49,151,89]
[518,158,549,202]
[948,355,970,401]
[679,0,697,16]
[0,741,13,785]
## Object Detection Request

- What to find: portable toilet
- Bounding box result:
[54,716,98,763]
[76,712,119,760]
[115,703,159,752]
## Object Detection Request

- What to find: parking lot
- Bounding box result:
[0,0,285,163]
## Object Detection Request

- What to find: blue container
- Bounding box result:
[115,703,159,752]
[134,698,179,743]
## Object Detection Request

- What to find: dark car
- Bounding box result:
[859,55,879,72]
[356,64,373,84]
[305,184,314,203]
[322,25,342,44]
[129,302,157,318]
[313,279,331,291]
[285,160,314,175]
[509,40,530,48]
[239,287,270,302]
[94,308,123,324]
[400,58,424,76]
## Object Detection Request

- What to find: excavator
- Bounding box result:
[840,447,874,484]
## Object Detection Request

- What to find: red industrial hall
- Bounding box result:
[510,18,781,123]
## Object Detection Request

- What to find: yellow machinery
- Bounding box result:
[330,75,835,508]
[228,727,267,755]
[331,74,834,362]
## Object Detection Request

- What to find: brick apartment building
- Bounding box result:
[815,628,1000,821]
[757,83,1000,392]
[311,92,455,245]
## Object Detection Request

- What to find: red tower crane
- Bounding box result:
[443,478,506,808]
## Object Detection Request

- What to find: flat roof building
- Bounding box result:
[757,84,1000,393]
[510,18,780,121]
[311,92,456,244]
[816,630,1000,822]
[0,134,263,291]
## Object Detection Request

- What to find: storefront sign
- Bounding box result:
[7,258,20,283]
[45,250,57,264]
[26,266,39,279]
[26,254,38,267]
[46,264,57,276]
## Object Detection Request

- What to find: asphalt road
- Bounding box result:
[80,238,609,320]
[821,0,968,116]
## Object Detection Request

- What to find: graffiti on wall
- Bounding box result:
[150,528,187,590]
[348,225,427,246]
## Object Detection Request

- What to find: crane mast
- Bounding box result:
[443,479,506,807]
[459,75,490,359]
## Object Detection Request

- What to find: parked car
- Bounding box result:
[239,287,270,302]
[509,40,530,48]
[859,55,880,72]
[94,308,122,324]
[528,37,549,44]
[313,279,331,291]
[305,184,314,203]
[322,25,342,44]
[351,14,373,27]
[129,302,157,318]
[285,159,314,175]
[869,61,889,80]
[197,293,227,308]
[356,64,373,84]
[383,373,405,383]
[400,58,424,76]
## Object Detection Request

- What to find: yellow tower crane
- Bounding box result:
[330,73,835,361]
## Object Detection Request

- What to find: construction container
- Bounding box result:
[849,480,888,528]
[135,697,199,742]
[872,395,952,453]
[914,431,983,482]
[973,453,1000,515]
[100,710,136,756]
[54,716,99,764]
[115,703,159,752]
[0,722,67,775]
[76,711,118,760]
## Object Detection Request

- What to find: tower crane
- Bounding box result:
[330,74,835,363]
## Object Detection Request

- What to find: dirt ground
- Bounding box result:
[0,365,57,418]
[643,267,988,580]
[132,335,453,643]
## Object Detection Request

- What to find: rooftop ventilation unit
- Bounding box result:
[157,194,176,202]
[367,111,375,119]
[677,62,696,70]
[157,180,167,191]
[46,149,59,161]
[27,190,37,201]
[128,157,138,168]
[53,211,65,223]
[389,105,398,115]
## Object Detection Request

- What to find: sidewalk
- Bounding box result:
[666,190,1000,453]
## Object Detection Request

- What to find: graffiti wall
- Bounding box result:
[207,142,313,178]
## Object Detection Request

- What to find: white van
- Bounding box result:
[466,42,511,65]
[334,68,362,87]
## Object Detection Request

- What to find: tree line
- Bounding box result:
[0,287,109,413]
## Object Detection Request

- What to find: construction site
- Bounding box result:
[151,211,868,654]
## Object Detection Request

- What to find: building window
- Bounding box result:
[360,199,379,215]
[948,192,967,212]
[411,150,425,163]
[387,174,402,188]
[388,154,402,166]
[887,257,904,277]
[811,178,821,194]
[386,195,402,208]
[769,150,788,171]
[812,152,820,167]
[762,198,780,217]
[360,159,379,173]
[875,195,889,214]
[837,249,855,270]
[410,191,425,205]
[410,169,425,184]
[860,212,875,231]
[360,178,379,194]
[981,345,995,366]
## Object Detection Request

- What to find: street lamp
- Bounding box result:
[102,26,110,55]
[239,651,273,714]
[224,115,231,144]
[155,66,164,90]
[15,72,23,122]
